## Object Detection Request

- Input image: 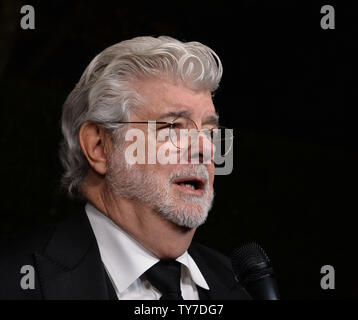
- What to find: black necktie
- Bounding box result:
[145,260,184,300]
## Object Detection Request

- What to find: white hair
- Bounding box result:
[59,35,223,198]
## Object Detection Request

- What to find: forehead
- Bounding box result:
[132,77,216,120]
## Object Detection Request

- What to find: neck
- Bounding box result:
[83,180,196,259]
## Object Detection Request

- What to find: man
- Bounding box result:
[0,36,250,300]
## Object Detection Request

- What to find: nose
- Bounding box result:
[184,130,215,164]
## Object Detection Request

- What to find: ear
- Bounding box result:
[78,122,112,175]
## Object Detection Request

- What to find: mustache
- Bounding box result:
[168,164,209,185]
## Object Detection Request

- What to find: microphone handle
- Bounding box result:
[245,275,280,300]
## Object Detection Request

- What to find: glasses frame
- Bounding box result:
[106,116,234,155]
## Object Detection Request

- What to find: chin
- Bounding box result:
[163,204,209,229]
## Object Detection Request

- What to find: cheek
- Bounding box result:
[153,164,174,180]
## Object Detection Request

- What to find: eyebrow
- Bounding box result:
[157,110,192,121]
[158,109,220,126]
[202,113,220,127]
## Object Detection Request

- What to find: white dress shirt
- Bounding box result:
[85,203,209,300]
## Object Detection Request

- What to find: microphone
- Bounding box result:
[231,242,280,300]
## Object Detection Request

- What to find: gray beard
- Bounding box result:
[106,151,214,229]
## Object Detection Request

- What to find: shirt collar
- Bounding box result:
[176,251,209,290]
[85,203,209,293]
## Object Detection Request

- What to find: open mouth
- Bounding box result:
[172,177,205,195]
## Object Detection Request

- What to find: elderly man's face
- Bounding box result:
[106,78,216,229]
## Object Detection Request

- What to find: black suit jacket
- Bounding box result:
[0,209,251,300]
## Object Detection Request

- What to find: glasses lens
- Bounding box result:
[169,117,198,149]
[169,119,234,157]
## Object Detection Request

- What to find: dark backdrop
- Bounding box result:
[0,0,356,299]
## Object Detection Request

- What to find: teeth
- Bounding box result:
[178,182,196,190]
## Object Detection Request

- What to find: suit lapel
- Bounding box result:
[33,210,112,299]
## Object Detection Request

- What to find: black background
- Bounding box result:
[0,0,356,299]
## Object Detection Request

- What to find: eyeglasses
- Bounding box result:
[107,116,234,156]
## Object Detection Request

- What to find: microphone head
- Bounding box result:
[231,242,274,286]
